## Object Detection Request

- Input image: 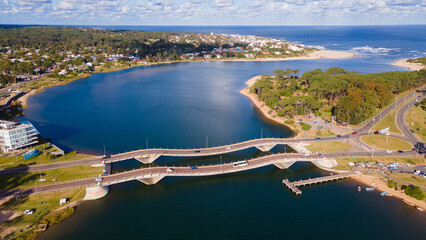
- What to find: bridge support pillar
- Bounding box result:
[255,144,276,152]
[135,154,161,164]
[137,176,164,185]
[274,161,296,169]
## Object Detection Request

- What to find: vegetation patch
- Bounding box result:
[360,135,412,151]
[305,141,352,153]
[0,164,103,191]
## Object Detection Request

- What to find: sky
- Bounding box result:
[0,0,425,26]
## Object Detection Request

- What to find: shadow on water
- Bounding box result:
[23,121,82,152]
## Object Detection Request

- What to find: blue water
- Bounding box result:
[19,25,426,239]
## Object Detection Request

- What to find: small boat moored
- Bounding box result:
[365,187,375,191]
[416,207,424,212]
[385,193,393,197]
[358,186,361,192]
[380,192,387,196]
[403,199,415,207]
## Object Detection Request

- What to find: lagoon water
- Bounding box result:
[20,26,426,239]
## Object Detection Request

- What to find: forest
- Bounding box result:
[250,67,426,124]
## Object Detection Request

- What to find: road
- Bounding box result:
[395,93,425,143]
[0,150,420,198]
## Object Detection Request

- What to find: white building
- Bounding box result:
[0,120,39,152]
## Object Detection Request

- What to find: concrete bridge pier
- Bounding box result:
[274,160,296,169]
[135,154,161,164]
[255,143,276,152]
[137,176,165,185]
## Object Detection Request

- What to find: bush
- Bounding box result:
[300,122,312,130]
[404,185,425,200]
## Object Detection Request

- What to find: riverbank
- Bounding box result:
[353,174,426,210]
[17,49,353,107]
[240,76,299,135]
[392,59,425,71]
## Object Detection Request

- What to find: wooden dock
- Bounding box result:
[283,172,359,195]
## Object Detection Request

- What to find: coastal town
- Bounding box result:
[0,27,313,91]
[0,26,425,240]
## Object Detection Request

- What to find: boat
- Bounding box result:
[365,187,375,191]
[358,186,361,192]
[403,199,415,207]
[380,192,387,196]
[416,207,424,212]
[385,193,393,197]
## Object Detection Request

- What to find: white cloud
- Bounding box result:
[0,0,424,25]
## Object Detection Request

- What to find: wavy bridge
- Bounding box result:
[105,136,349,164]
[99,153,340,186]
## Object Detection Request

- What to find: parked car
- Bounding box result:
[412,148,417,151]
[352,132,358,135]
[24,210,33,215]
[374,131,380,135]
[303,153,310,156]
[397,150,404,153]
[386,150,393,153]
[319,154,324,157]
[313,120,318,124]
[95,176,103,182]
[337,135,341,137]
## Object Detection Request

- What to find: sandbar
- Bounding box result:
[392,59,425,71]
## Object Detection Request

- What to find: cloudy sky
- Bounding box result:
[0,0,425,25]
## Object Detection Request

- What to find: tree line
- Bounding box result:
[251,67,426,124]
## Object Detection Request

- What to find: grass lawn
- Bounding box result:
[0,149,91,169]
[305,141,352,153]
[0,164,103,191]
[372,105,402,134]
[405,105,426,142]
[391,173,426,189]
[0,188,86,239]
[360,135,412,150]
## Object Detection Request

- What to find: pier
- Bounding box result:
[283,172,360,195]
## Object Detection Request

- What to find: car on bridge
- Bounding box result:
[397,150,404,153]
[315,137,320,139]
[194,150,200,153]
[337,135,341,137]
[352,132,358,135]
[226,146,231,150]
[95,176,103,182]
[374,131,380,135]
[190,166,198,170]
[167,168,174,172]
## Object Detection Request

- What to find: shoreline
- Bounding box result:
[392,59,425,71]
[240,76,299,135]
[352,174,426,210]
[18,49,353,106]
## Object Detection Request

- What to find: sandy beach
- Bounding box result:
[223,50,355,62]
[392,59,425,71]
[18,90,38,106]
[353,174,426,210]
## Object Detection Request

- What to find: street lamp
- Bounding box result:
[220,156,222,172]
